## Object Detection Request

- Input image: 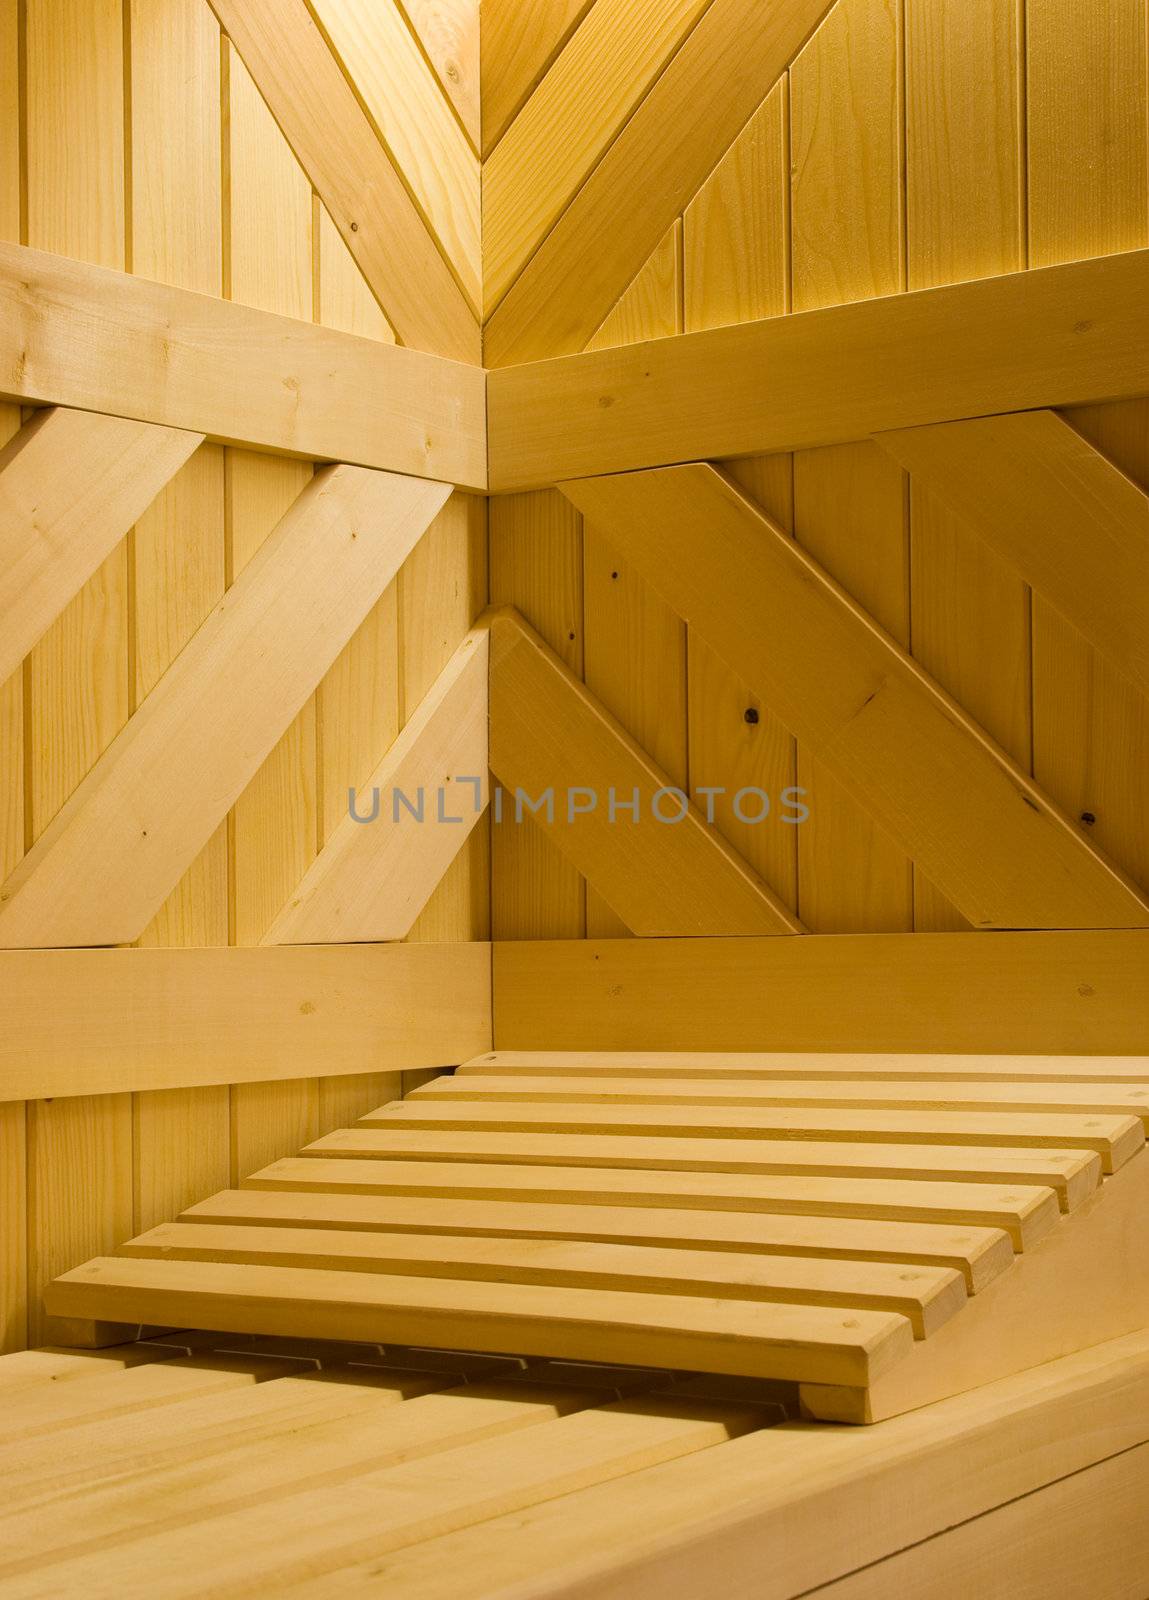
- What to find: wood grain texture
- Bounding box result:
[482,0,709,315]
[416,1073,1149,1123]
[683,78,789,331]
[461,1051,1149,1083]
[805,1148,1149,1422]
[50,1255,914,1387]
[488,491,587,940]
[480,0,593,154]
[1027,0,1149,910]
[903,0,1028,933]
[489,611,800,936]
[207,0,479,358]
[484,0,837,363]
[22,0,134,1356]
[904,0,1023,290]
[0,943,491,1101]
[580,217,684,939]
[492,932,1149,1054]
[0,240,486,486]
[801,1445,1149,1599]
[361,1334,1149,1600]
[310,0,480,305]
[185,1187,1014,1292]
[880,410,1149,698]
[122,1221,966,1339]
[790,0,903,313]
[403,0,480,148]
[250,1155,1060,1248]
[559,466,1149,930]
[264,624,489,944]
[487,247,1149,489]
[313,1126,1099,1213]
[375,1101,1138,1177]
[129,0,231,1236]
[0,409,201,683]
[0,468,450,947]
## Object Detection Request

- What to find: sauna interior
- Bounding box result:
[1,0,1148,1593]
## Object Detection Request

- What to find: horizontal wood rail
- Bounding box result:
[0,943,491,1102]
[492,931,1149,1054]
[488,248,1149,489]
[561,465,1149,931]
[0,241,487,489]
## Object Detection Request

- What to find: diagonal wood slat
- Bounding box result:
[0,242,486,487]
[877,410,1149,699]
[487,248,1149,489]
[403,0,481,149]
[0,468,450,949]
[207,0,480,361]
[0,407,201,683]
[483,0,838,364]
[310,0,480,307]
[480,0,593,155]
[489,609,801,936]
[559,466,1149,931]
[481,0,712,317]
[264,622,489,945]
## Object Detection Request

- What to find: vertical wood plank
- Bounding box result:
[226,40,319,1178]
[0,0,23,1353]
[905,0,1029,931]
[1028,0,1149,895]
[489,491,585,939]
[905,0,1024,290]
[402,492,489,944]
[682,84,798,913]
[586,222,681,352]
[313,190,404,1121]
[23,0,134,1343]
[790,0,903,312]
[581,222,686,938]
[27,1095,133,1346]
[683,78,790,332]
[129,0,230,1229]
[790,0,912,933]
[316,202,396,342]
[0,1101,25,1352]
[1027,0,1149,270]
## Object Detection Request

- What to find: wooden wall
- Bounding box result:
[0,0,487,1351]
[485,0,1149,941]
